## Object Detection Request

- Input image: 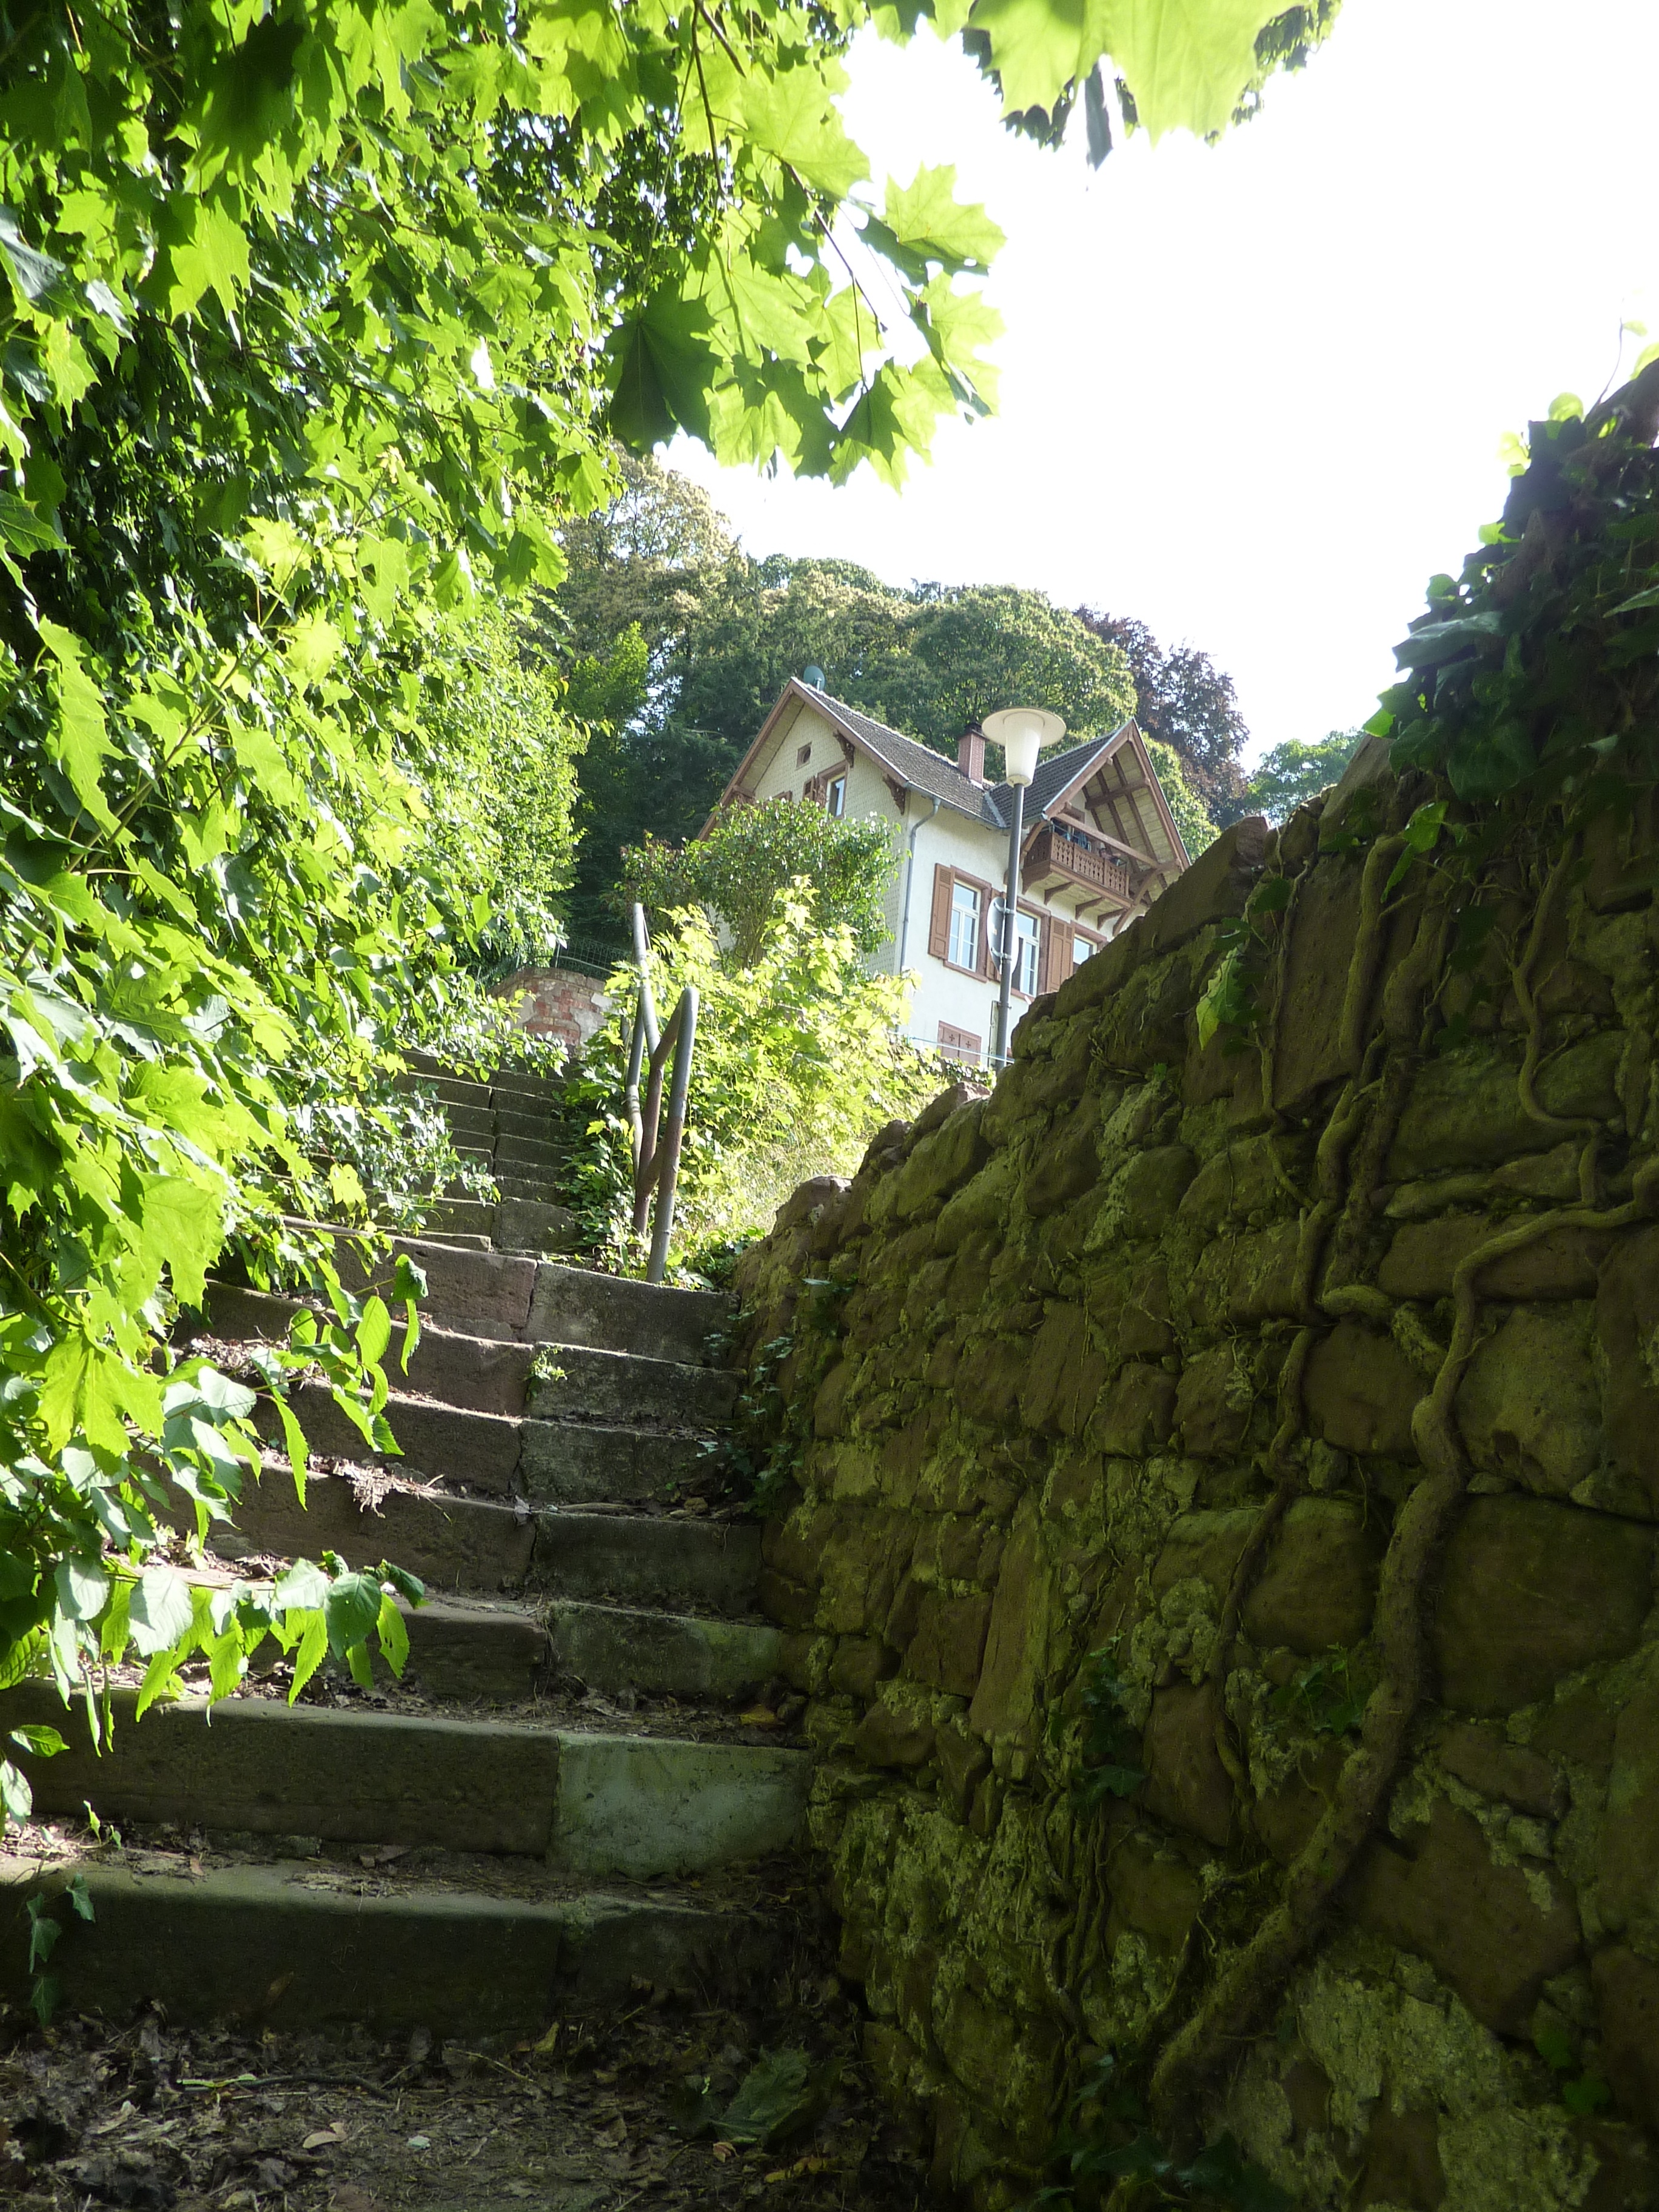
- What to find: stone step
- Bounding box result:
[488,1065,565,1102]
[528,1267,731,1365]
[398,1598,552,1700]
[2,1687,808,1874]
[397,1068,493,1111]
[495,1195,577,1255]
[494,1103,559,1138]
[495,1173,566,1206]
[206,1473,762,1614]
[250,1381,716,1503]
[0,1856,780,2033]
[207,1286,716,1428]
[548,1600,783,1701]
[316,1240,729,1358]
[529,1512,762,1614]
[495,1134,565,1173]
[529,1343,737,1429]
[441,1103,497,1141]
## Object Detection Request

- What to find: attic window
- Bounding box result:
[796,743,813,766]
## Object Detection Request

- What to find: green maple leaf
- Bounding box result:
[967,0,1285,138]
[36,618,118,832]
[868,164,1005,282]
[738,69,868,197]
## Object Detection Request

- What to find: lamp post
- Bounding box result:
[983,705,1066,1068]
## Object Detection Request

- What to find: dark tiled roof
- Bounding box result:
[990,728,1127,823]
[794,683,1004,826]
[797,683,1133,831]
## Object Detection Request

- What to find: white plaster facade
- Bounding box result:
[710,681,1192,1068]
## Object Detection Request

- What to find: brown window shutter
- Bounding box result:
[928,863,953,960]
[1036,914,1052,994]
[976,874,998,977]
[1048,920,1074,988]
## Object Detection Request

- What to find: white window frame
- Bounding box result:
[825,773,846,818]
[947,880,981,971]
[1013,908,1041,996]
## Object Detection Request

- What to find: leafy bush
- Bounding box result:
[622,800,896,967]
[559,888,948,1265]
[411,606,588,980]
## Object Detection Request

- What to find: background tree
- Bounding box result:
[621,802,896,967]
[552,467,1151,933]
[1241,731,1361,822]
[1076,611,1252,823]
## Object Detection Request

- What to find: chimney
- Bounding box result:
[957,726,986,785]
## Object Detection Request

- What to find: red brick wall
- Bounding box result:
[488,966,611,1054]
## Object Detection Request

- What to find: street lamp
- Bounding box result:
[983,705,1066,1068]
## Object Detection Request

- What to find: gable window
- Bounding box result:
[825,772,846,817]
[796,742,813,766]
[948,880,980,969]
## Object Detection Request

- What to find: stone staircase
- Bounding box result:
[395,1049,578,1256]
[0,1246,809,2037]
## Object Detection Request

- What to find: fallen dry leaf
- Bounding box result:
[711,2141,737,2163]
[303,2127,346,2150]
[739,1707,779,1726]
[766,2157,833,2184]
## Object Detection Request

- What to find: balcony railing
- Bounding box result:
[1023,824,1135,905]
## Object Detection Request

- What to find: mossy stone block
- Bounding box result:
[1433,1496,1655,1715]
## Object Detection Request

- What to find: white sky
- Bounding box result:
[670,0,1659,765]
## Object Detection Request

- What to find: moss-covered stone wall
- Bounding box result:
[731,747,1659,2211]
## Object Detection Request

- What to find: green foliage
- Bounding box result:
[622,799,896,967]
[411,605,589,979]
[1077,609,1248,823]
[1375,369,1659,805]
[1070,1651,1146,1808]
[563,891,944,1261]
[1147,736,1219,858]
[552,471,1140,916]
[1241,731,1359,822]
[1042,2049,1293,2211]
[962,0,1342,159]
[0,0,1347,1785]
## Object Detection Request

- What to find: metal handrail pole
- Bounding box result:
[632,997,682,1235]
[646,987,698,1285]
[631,900,660,1056]
[623,982,649,1166]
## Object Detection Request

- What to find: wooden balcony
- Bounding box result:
[1022,823,1136,907]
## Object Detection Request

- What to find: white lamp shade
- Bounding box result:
[982,705,1066,786]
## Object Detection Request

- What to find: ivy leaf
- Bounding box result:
[35,620,118,832]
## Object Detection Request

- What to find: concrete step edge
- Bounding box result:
[0,1858,783,2031]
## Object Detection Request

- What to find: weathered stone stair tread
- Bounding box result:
[303,1239,732,1359]
[2,1686,808,1874]
[0,1854,781,2031]
[207,1472,763,1612]
[548,1599,783,1701]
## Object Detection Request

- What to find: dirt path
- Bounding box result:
[1,1891,928,2212]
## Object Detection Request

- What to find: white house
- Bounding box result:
[708,677,1191,1067]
